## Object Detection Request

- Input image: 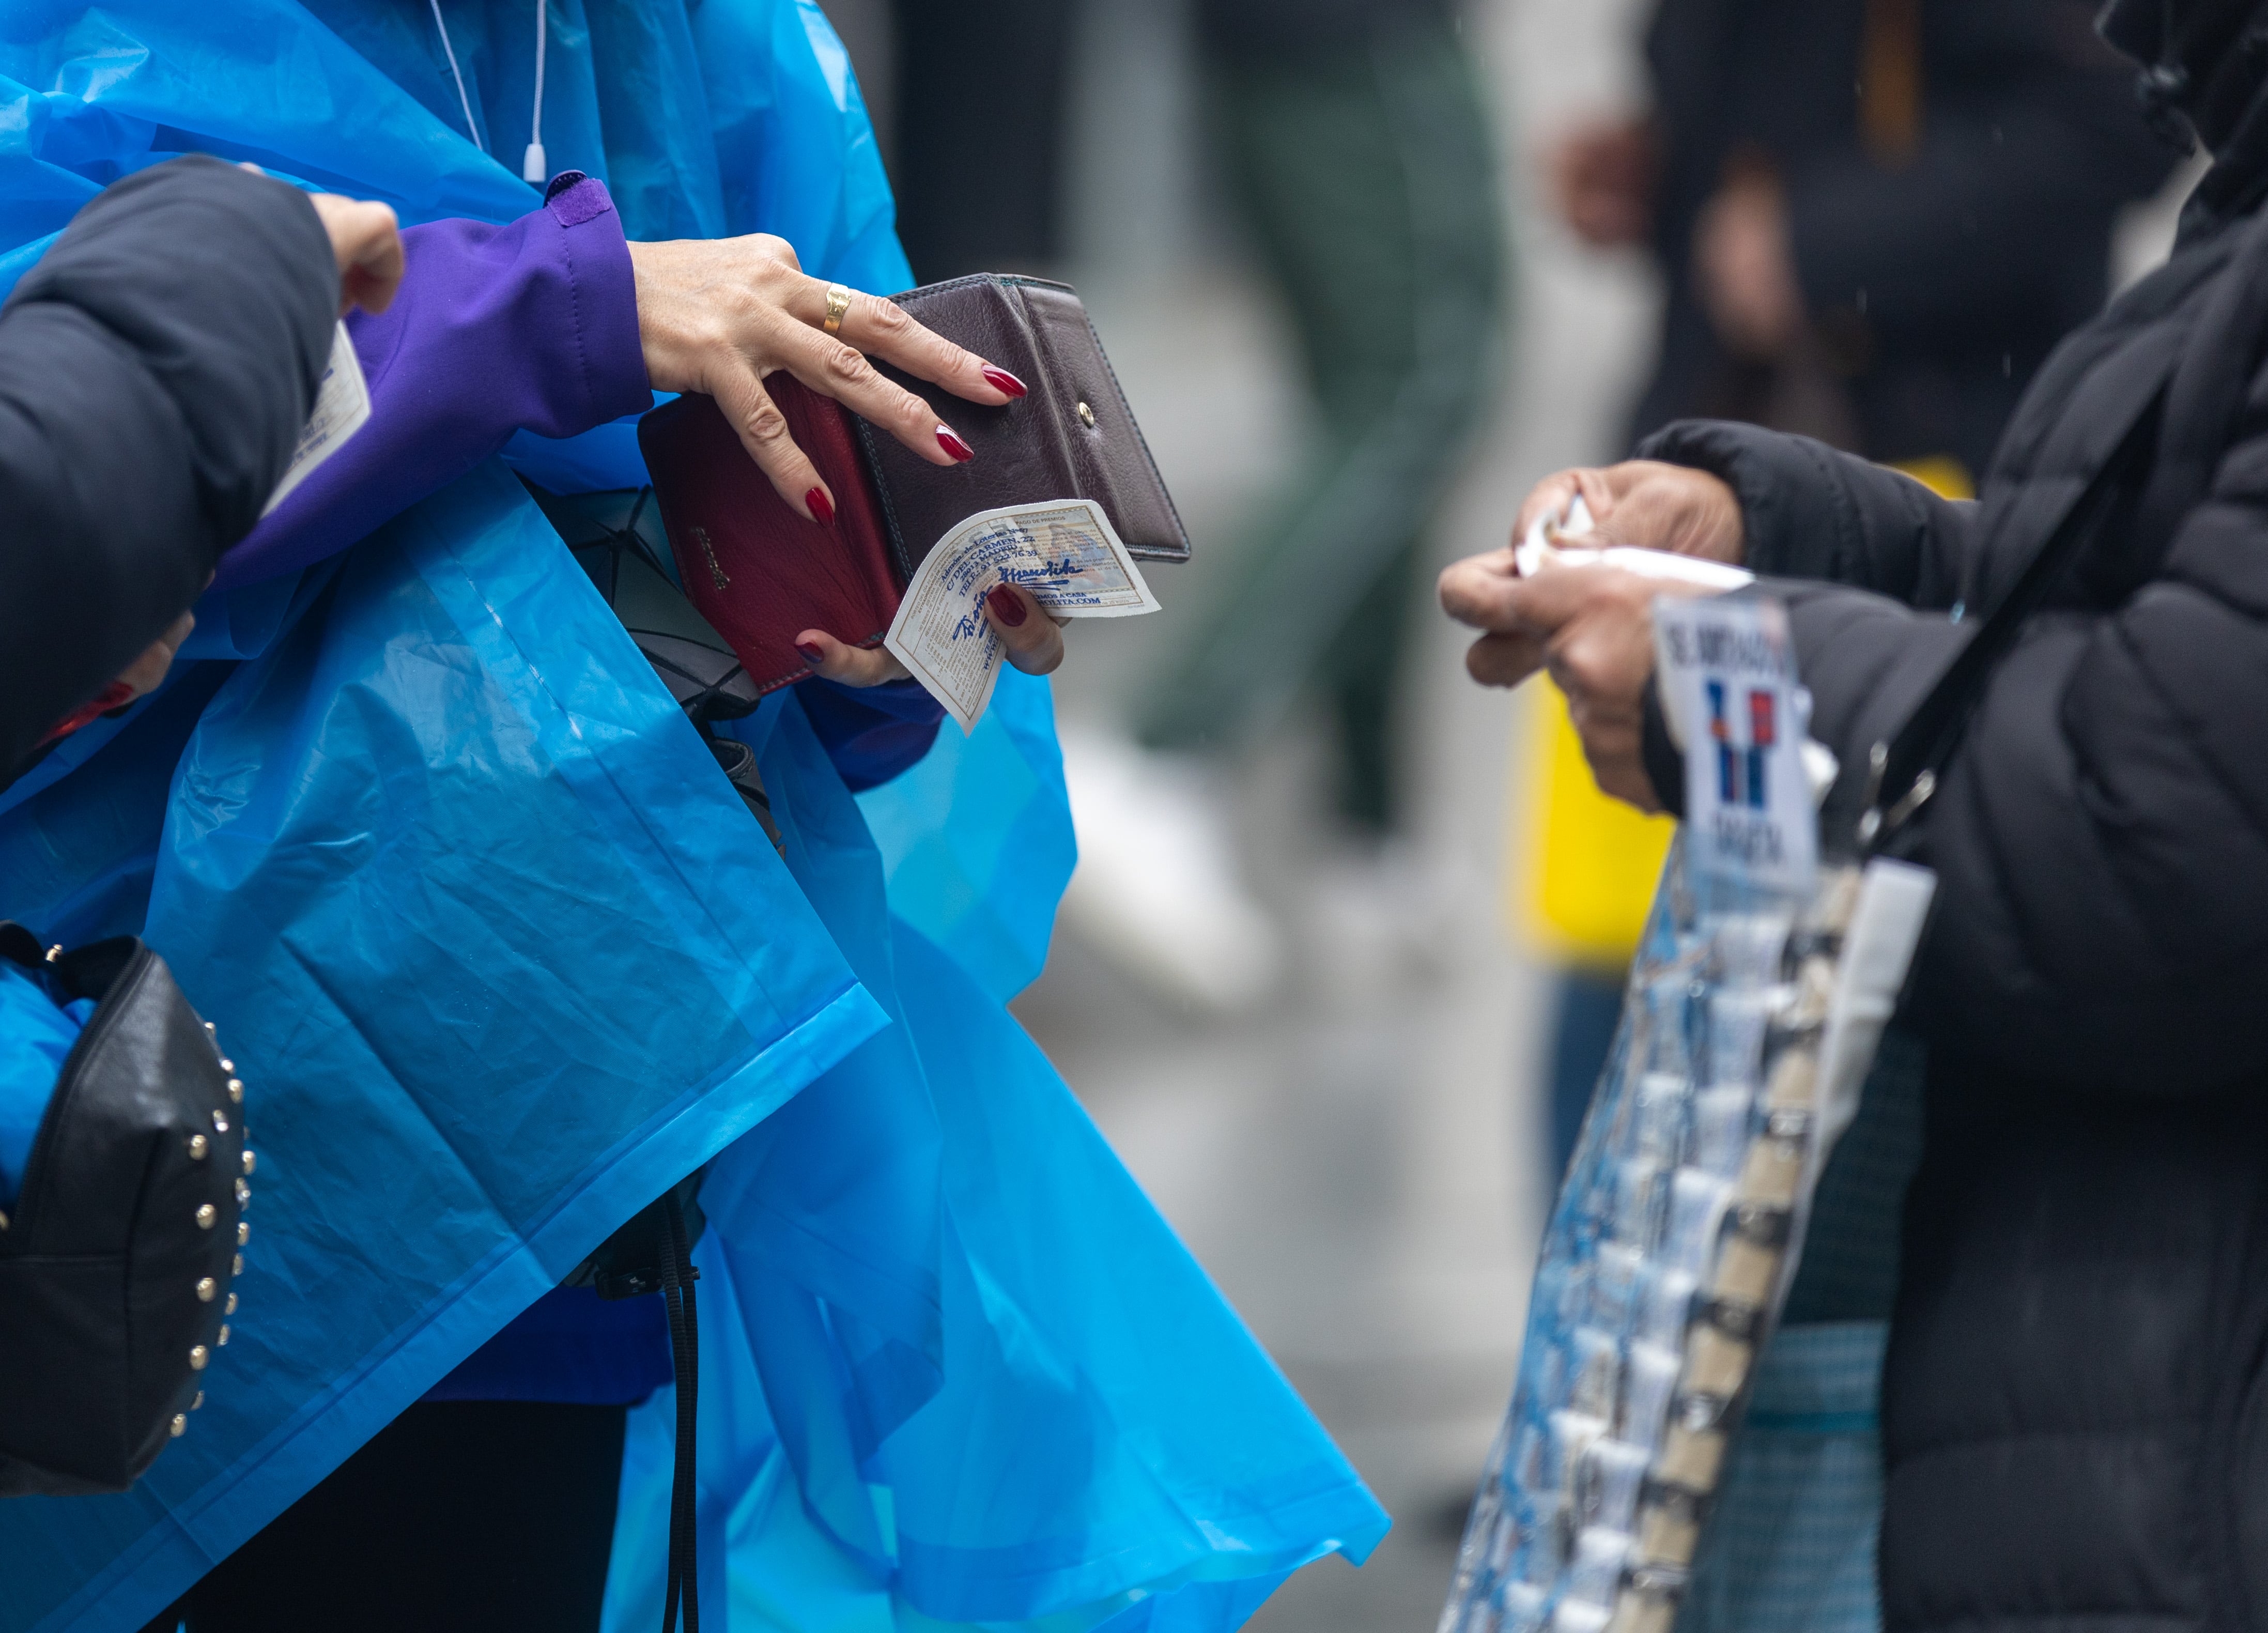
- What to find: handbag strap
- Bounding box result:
[1858,394,2164,852]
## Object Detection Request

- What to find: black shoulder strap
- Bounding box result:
[1859,393,2163,852]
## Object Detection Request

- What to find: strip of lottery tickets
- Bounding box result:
[261,321,372,517]
[885,499,1161,732]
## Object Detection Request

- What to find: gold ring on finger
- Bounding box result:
[822,283,853,335]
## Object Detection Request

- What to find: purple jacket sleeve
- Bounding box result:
[216,172,948,789]
[212,172,651,591]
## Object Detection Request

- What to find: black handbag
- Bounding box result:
[0,924,251,1496]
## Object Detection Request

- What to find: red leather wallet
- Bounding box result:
[637,378,899,695]
[637,274,1188,696]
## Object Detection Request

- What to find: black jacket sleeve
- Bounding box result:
[0,155,336,774]
[1654,408,2268,1096]
[1640,418,1979,607]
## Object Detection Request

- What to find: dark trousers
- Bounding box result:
[1138,19,1504,834]
[140,1401,626,1633]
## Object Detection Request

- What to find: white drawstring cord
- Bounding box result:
[428,0,483,153]
[522,1,548,184]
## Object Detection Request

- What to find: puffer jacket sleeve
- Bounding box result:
[0,156,336,776]
[1640,418,1977,606]
[1660,410,2268,1095]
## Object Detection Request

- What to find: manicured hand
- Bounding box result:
[1440,553,1707,812]
[794,582,1065,688]
[628,235,1028,522]
[1514,460,1746,566]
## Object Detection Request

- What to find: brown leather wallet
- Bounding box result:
[855,274,1192,578]
[636,274,1187,695]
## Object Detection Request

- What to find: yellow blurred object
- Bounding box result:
[1886,455,1974,500]
[1509,680,1675,970]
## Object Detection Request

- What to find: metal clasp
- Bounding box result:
[1855,740,1937,848]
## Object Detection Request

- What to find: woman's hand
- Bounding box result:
[1515,459,1746,566]
[628,235,1026,523]
[793,581,1065,688]
[1440,550,1705,812]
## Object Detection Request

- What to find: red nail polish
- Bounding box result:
[985,583,1028,628]
[806,487,836,526]
[92,681,136,710]
[797,641,824,665]
[937,425,975,462]
[981,365,1028,399]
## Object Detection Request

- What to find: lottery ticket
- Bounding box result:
[884,499,1160,732]
[262,321,372,516]
[1517,490,1754,591]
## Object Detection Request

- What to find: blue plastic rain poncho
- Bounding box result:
[0,5,1387,1631]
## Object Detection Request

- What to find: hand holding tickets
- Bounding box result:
[1518,492,1755,591]
[886,499,1161,731]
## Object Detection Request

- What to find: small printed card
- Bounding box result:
[885,499,1160,732]
[261,321,372,517]
[1653,594,1818,898]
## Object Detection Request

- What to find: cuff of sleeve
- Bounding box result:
[823,677,947,726]
[1636,420,1864,583]
[543,172,652,423]
[796,677,946,794]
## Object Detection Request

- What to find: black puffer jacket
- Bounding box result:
[1640,65,2268,1633]
[0,157,335,777]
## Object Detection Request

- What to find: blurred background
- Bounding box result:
[815,2,2197,1627]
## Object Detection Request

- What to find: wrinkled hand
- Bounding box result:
[1692,170,1802,360]
[307,193,403,316]
[1550,117,1658,249]
[629,235,1022,523]
[1515,459,1745,567]
[794,581,1065,688]
[239,164,404,317]
[1440,551,1705,813]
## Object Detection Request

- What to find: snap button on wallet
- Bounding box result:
[637,273,1188,696]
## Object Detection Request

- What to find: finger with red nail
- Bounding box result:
[984,582,1065,676]
[793,628,910,687]
[626,235,1024,520]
